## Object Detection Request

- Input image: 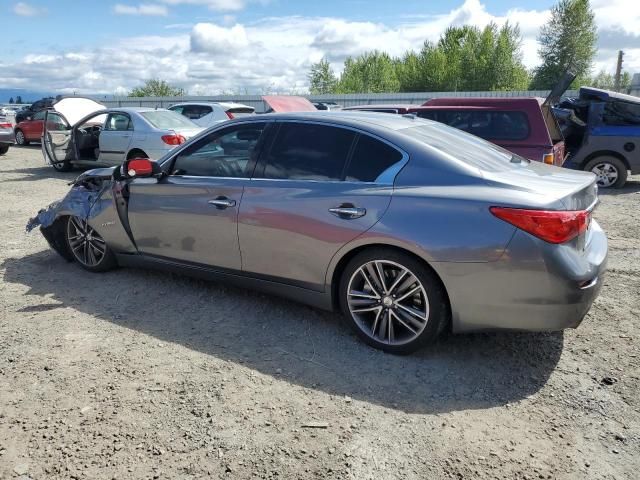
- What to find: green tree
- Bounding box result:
[335,51,400,93]
[128,79,185,97]
[8,97,14,103]
[531,0,597,89]
[395,24,528,92]
[308,58,338,94]
[15,95,22,104]
[589,70,632,91]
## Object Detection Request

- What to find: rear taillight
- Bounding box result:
[490,207,590,244]
[161,134,186,145]
[225,111,235,119]
[0,123,12,129]
[542,153,554,165]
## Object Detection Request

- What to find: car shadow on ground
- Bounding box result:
[3,250,564,414]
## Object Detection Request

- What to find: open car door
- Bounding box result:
[42,97,104,166]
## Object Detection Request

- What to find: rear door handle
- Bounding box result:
[208,197,236,209]
[329,206,366,219]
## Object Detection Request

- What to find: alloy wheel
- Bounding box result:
[347,260,429,346]
[15,130,25,145]
[591,162,618,188]
[67,217,107,267]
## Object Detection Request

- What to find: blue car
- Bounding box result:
[556,87,640,188]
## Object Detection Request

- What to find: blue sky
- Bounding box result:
[1,0,638,94]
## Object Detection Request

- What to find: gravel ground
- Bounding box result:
[1,145,639,480]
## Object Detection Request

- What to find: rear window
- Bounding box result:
[417,110,530,141]
[227,107,254,116]
[140,110,198,129]
[401,123,525,172]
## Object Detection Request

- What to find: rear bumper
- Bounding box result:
[0,131,15,145]
[434,220,608,333]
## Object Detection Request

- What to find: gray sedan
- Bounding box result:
[28,112,607,354]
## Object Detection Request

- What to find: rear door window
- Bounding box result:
[345,135,403,182]
[260,123,355,181]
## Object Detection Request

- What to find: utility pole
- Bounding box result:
[614,50,624,92]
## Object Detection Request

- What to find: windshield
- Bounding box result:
[400,122,529,172]
[140,110,199,130]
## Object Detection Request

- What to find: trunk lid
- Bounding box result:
[262,95,317,113]
[541,70,576,145]
[483,160,598,211]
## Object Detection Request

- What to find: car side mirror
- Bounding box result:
[121,158,162,179]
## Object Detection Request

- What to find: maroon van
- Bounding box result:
[413,98,566,166]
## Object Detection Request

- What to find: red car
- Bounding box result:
[413,98,565,166]
[341,98,566,166]
[14,110,47,146]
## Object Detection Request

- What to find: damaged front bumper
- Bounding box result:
[26,168,119,261]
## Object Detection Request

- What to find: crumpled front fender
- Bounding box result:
[26,177,114,260]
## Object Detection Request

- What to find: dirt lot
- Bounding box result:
[1,145,639,480]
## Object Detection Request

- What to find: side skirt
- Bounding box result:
[115,253,335,312]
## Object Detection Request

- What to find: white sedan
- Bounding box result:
[42,97,204,172]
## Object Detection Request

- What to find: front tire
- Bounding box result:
[15,129,28,146]
[584,156,627,188]
[65,216,117,272]
[339,249,449,354]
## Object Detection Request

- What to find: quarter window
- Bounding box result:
[346,135,403,182]
[171,123,267,178]
[261,123,356,181]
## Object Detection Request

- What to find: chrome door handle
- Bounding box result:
[208,197,236,209]
[329,206,366,219]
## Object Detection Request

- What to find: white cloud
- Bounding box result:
[190,23,250,53]
[13,2,46,16]
[113,3,169,16]
[1,0,638,95]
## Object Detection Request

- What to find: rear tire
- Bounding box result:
[0,144,9,155]
[15,129,28,146]
[65,216,117,272]
[584,156,627,189]
[339,248,449,354]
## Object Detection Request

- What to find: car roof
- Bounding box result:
[579,87,640,104]
[242,110,426,131]
[343,104,416,110]
[169,101,254,110]
[424,97,544,107]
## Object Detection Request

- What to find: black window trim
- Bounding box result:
[253,119,408,185]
